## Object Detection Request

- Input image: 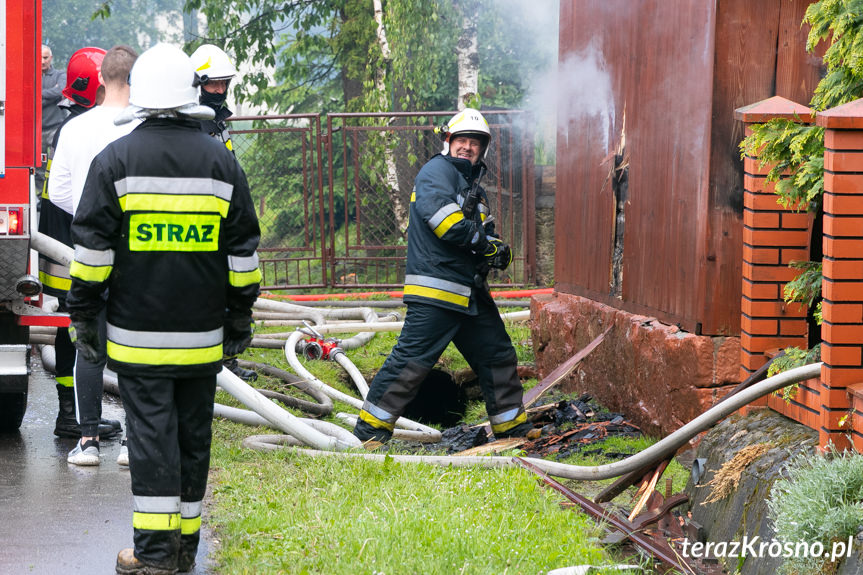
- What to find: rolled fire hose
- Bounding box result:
[216,367,360,451]
[284,329,442,441]
[213,404,357,445]
[241,362,823,481]
[236,360,332,416]
[31,231,74,266]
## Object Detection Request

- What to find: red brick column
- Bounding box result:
[817,100,863,451]
[734,97,815,422]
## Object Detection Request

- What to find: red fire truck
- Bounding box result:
[1,0,65,431]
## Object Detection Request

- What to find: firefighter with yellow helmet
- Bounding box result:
[352,108,529,445]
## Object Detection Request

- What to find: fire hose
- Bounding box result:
[31,231,820,481]
[240,362,822,480]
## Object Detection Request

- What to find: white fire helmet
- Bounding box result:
[441,108,491,159]
[190,44,237,83]
[115,43,214,124]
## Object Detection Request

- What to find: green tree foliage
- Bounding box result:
[43,0,183,66]
[739,0,863,371]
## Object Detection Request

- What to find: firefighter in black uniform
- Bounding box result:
[37,46,120,439]
[189,43,259,383]
[65,43,261,575]
[353,108,531,444]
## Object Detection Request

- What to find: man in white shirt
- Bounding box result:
[49,45,139,466]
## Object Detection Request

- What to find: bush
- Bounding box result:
[769,449,863,574]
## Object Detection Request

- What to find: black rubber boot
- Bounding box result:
[223,357,258,382]
[54,384,120,439]
[101,417,123,433]
[54,384,80,438]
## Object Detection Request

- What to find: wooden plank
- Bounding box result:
[776,0,826,104]
[555,0,822,335]
[453,438,525,457]
[523,325,612,407]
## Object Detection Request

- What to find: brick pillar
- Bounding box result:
[734,97,814,421]
[817,100,863,451]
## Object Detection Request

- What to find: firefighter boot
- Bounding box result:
[116,548,177,575]
[223,357,258,382]
[177,535,198,573]
[53,384,120,439]
[493,421,534,440]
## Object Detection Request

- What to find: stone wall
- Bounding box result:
[534,165,556,287]
[686,410,819,575]
[531,292,740,438]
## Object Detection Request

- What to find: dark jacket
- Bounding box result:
[66,117,261,377]
[37,104,90,298]
[403,153,492,315]
[200,104,234,152]
[41,67,67,143]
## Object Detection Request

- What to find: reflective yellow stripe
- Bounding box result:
[133,511,181,531]
[358,410,395,432]
[128,213,221,252]
[410,191,416,202]
[403,284,469,308]
[181,515,202,535]
[490,411,528,434]
[107,341,223,366]
[39,270,72,291]
[56,376,74,387]
[42,159,53,199]
[70,260,113,283]
[229,268,262,287]
[119,193,230,218]
[432,212,464,239]
[225,139,233,152]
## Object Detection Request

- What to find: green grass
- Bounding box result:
[205,308,664,574]
[208,443,614,574]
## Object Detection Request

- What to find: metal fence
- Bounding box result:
[228,111,536,291]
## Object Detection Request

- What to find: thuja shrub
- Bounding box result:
[769,449,863,574]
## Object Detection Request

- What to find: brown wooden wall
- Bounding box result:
[555,0,823,335]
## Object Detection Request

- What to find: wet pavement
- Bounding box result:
[0,349,213,575]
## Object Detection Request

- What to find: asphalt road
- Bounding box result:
[0,349,213,575]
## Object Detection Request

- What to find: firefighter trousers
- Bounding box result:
[117,372,217,570]
[354,297,526,442]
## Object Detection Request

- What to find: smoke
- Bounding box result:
[479,1,615,161]
[530,41,615,154]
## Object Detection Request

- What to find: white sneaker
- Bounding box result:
[117,439,129,467]
[68,439,100,466]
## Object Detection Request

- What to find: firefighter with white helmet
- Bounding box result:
[188,43,260,383]
[66,43,261,574]
[353,108,528,445]
[189,44,237,150]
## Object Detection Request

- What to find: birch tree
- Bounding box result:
[454,0,480,109]
[370,0,409,234]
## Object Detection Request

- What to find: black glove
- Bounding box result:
[69,319,100,363]
[223,313,253,358]
[483,236,513,271]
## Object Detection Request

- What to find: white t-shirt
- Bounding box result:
[48,106,140,216]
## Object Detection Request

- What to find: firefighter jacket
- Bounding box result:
[65,117,262,377]
[403,153,493,315]
[200,104,234,153]
[37,104,89,298]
